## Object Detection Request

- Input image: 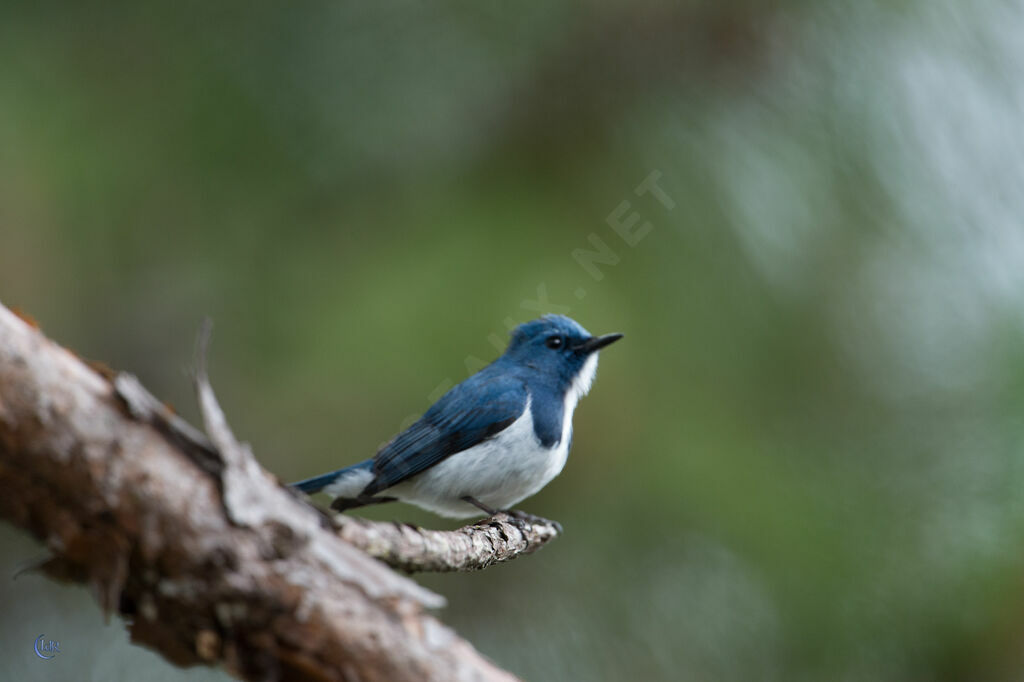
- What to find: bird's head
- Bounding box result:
[504,315,623,394]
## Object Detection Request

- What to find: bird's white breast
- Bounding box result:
[391,396,572,518]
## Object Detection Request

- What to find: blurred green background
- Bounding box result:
[3,1,1024,680]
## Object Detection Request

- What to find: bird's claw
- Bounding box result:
[502,509,563,534]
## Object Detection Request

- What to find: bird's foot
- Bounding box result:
[503,509,563,535]
[460,496,562,534]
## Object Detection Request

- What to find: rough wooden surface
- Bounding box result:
[0,302,521,682]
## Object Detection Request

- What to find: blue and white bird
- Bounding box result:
[292,315,622,519]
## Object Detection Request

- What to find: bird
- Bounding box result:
[291,314,622,519]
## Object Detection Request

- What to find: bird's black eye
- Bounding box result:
[546,336,564,349]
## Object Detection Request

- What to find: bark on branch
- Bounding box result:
[333,513,561,573]
[0,302,543,681]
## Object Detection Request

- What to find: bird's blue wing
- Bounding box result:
[362,373,529,495]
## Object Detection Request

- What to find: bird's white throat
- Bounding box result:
[571,353,599,403]
[560,353,598,449]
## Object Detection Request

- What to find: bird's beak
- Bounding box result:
[575,333,624,353]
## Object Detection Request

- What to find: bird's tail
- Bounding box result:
[291,459,374,495]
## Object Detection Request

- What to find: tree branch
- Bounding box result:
[0,302,527,681]
[332,513,561,573]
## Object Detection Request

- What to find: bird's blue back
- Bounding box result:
[364,356,567,495]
